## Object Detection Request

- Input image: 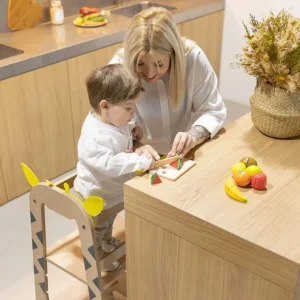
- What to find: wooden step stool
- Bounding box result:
[29,172,127,300]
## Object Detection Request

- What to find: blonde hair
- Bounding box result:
[86,64,144,109]
[124,7,187,108]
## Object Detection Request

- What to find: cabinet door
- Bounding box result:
[178,11,224,77]
[0,158,7,205]
[67,42,123,148]
[126,211,180,300]
[177,239,294,300]
[0,61,76,200]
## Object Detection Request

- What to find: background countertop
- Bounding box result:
[0,0,224,80]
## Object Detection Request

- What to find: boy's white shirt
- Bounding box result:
[74,110,152,209]
[109,42,227,154]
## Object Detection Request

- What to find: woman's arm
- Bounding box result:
[190,46,226,138]
[188,125,210,145]
[168,46,226,158]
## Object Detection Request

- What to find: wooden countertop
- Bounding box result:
[0,0,224,80]
[125,114,300,280]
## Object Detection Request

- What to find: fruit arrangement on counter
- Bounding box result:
[225,156,268,203]
[73,6,109,27]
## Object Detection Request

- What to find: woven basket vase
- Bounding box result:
[250,81,300,138]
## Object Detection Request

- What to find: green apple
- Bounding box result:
[246,165,263,176]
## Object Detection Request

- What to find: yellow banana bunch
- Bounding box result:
[224,177,247,203]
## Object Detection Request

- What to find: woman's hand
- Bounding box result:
[168,126,210,158]
[135,144,160,161]
[168,132,196,159]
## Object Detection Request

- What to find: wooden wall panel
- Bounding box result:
[177,239,294,300]
[126,211,180,300]
[178,11,224,77]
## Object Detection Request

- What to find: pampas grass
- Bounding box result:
[234,9,300,92]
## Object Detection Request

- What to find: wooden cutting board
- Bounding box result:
[149,160,196,181]
[7,0,43,31]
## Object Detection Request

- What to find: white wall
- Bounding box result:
[219,0,300,105]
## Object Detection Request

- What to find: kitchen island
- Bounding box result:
[124,114,300,300]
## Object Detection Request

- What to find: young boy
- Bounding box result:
[74,64,156,267]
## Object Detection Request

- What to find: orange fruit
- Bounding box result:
[233,170,251,187]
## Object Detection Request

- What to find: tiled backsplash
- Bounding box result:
[0,0,114,33]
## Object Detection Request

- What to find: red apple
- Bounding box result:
[251,173,267,190]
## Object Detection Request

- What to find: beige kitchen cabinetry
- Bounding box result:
[0,159,7,205]
[0,61,76,200]
[178,11,224,77]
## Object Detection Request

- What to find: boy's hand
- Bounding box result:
[132,126,143,140]
[149,159,158,170]
[135,144,160,161]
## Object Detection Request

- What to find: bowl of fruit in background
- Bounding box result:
[73,6,109,27]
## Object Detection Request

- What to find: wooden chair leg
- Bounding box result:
[30,180,127,300]
[30,197,49,300]
[31,184,104,300]
[112,291,127,300]
[77,221,104,300]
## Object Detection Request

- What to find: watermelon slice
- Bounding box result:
[151,173,162,185]
[170,157,183,170]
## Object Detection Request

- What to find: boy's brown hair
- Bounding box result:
[86,64,144,109]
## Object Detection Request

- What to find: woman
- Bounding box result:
[110,7,226,159]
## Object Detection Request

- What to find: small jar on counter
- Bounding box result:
[50,0,64,25]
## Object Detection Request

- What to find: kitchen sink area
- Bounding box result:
[111,1,177,18]
[0,44,23,60]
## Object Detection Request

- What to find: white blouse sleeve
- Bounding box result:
[109,48,124,65]
[190,47,226,138]
[79,137,152,177]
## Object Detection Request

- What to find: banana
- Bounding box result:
[224,177,247,203]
